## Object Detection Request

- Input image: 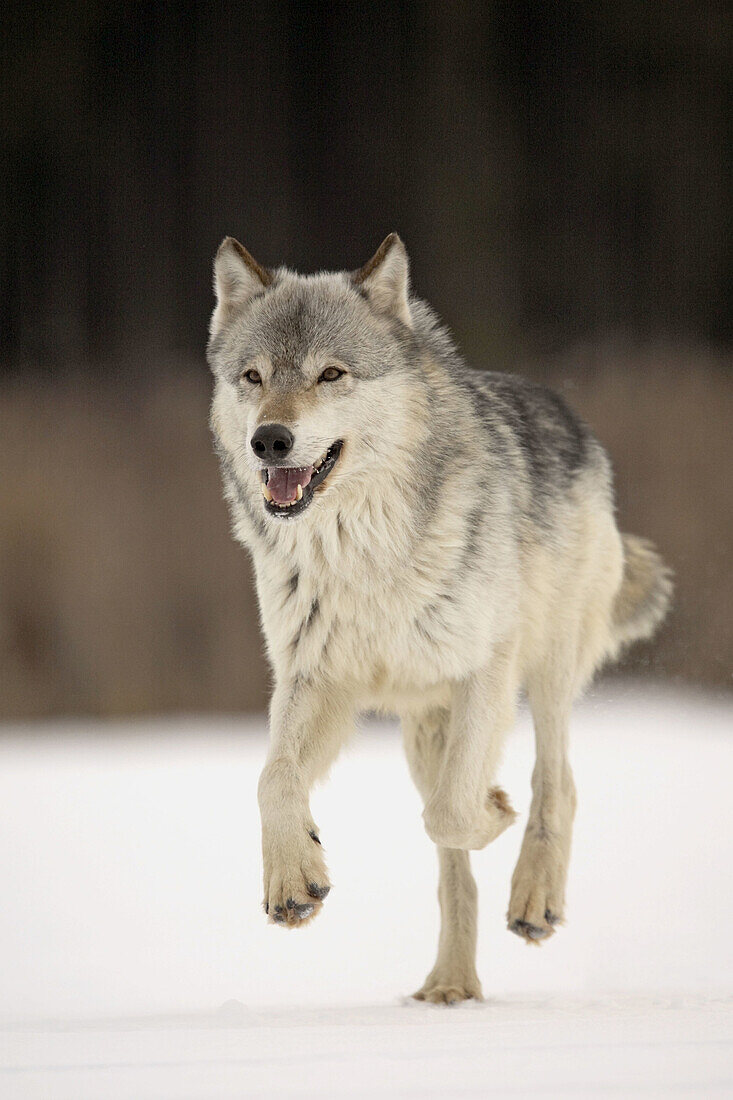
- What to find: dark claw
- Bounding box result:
[307,882,330,900]
[284,899,315,919]
[509,918,549,940]
[309,830,321,845]
[264,902,269,915]
[545,909,559,925]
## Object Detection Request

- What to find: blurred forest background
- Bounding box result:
[1,1,731,718]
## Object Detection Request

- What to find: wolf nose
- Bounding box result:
[251,423,294,463]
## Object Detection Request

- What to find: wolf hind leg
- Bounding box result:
[508,656,578,943]
[421,641,519,851]
[403,709,482,1004]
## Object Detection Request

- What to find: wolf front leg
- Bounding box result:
[421,644,519,851]
[258,677,353,927]
[403,708,482,1004]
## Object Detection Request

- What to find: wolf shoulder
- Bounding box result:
[448,363,611,495]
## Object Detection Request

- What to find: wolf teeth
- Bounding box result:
[296,484,303,501]
[262,483,273,502]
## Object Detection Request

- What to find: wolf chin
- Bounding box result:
[207,233,671,1003]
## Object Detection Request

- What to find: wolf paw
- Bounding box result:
[508,910,561,942]
[423,787,516,850]
[507,836,566,942]
[413,974,483,1005]
[262,826,331,928]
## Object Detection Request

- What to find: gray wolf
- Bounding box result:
[207,233,671,1003]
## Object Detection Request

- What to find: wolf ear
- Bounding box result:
[353,233,412,328]
[211,237,272,331]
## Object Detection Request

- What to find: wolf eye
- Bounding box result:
[242,369,262,385]
[319,366,345,383]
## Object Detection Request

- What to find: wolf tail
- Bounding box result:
[612,534,673,651]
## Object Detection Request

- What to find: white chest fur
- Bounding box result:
[248,491,514,711]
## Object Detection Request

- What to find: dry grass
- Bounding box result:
[0,367,267,717]
[527,345,733,689]
[0,347,731,719]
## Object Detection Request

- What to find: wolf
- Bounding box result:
[207,233,671,1003]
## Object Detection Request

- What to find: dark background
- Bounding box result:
[1,1,731,717]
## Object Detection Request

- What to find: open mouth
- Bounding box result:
[260,441,343,519]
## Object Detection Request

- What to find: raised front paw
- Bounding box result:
[423,787,516,850]
[262,825,331,928]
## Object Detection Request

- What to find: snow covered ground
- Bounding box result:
[0,682,731,1098]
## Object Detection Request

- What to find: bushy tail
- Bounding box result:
[612,534,673,650]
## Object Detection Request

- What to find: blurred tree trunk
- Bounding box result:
[0,0,730,367]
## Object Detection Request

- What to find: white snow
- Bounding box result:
[0,682,731,1098]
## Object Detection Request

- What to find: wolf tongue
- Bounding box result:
[267,466,314,504]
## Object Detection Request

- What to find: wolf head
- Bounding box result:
[208,234,432,522]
